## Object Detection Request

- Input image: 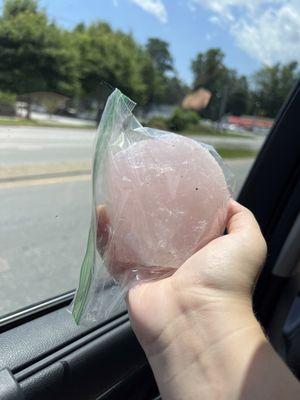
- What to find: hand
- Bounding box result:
[97,199,266,348]
[98,201,300,400]
[126,199,267,349]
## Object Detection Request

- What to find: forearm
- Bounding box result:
[143,300,300,400]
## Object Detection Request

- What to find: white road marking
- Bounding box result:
[18,145,43,150]
[0,257,10,272]
[0,174,90,190]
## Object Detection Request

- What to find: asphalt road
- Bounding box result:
[0,178,91,316]
[0,159,254,316]
[0,126,94,166]
[0,126,258,316]
[0,126,264,166]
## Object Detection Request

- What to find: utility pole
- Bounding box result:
[218,84,229,130]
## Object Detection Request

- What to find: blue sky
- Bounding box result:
[3,0,300,84]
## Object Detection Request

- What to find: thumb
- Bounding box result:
[227,200,262,237]
[226,199,267,265]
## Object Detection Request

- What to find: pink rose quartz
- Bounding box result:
[104,134,230,279]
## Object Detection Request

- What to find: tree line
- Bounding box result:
[0,0,298,120]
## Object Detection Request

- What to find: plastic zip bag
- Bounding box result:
[72,88,234,325]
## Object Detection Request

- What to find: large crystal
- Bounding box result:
[104,133,230,278]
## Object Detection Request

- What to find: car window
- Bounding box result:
[0,127,93,316]
[0,0,297,319]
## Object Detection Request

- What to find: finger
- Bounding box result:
[95,206,137,281]
[96,205,110,255]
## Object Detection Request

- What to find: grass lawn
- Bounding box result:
[216,147,258,159]
[0,117,96,129]
[146,118,251,139]
[184,124,249,138]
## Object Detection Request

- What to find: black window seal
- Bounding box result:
[0,290,75,334]
[14,313,130,379]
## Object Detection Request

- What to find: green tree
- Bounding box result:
[0,0,79,117]
[139,52,165,108]
[3,0,37,16]
[191,48,230,120]
[191,48,250,119]
[252,62,299,117]
[226,75,249,116]
[192,48,227,91]
[74,22,149,113]
[145,38,187,107]
[142,72,187,107]
[146,38,173,74]
[164,76,188,104]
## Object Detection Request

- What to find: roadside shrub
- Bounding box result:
[147,116,169,131]
[0,91,16,116]
[0,91,16,105]
[168,107,199,132]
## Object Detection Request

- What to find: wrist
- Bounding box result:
[144,285,257,357]
[144,293,265,400]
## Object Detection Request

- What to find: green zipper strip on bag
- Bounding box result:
[72,228,95,324]
[72,89,135,324]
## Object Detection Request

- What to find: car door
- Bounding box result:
[239,79,300,377]
[1,81,300,399]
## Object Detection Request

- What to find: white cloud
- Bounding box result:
[190,0,282,22]
[232,4,300,65]
[188,0,300,66]
[209,15,220,25]
[129,0,168,23]
[190,0,248,22]
[187,1,197,12]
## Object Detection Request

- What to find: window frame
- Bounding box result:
[1,80,300,399]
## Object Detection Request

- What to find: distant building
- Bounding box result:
[222,115,274,135]
[182,88,212,112]
[0,101,15,117]
[141,104,176,120]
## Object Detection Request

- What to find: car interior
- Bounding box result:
[1,78,300,399]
